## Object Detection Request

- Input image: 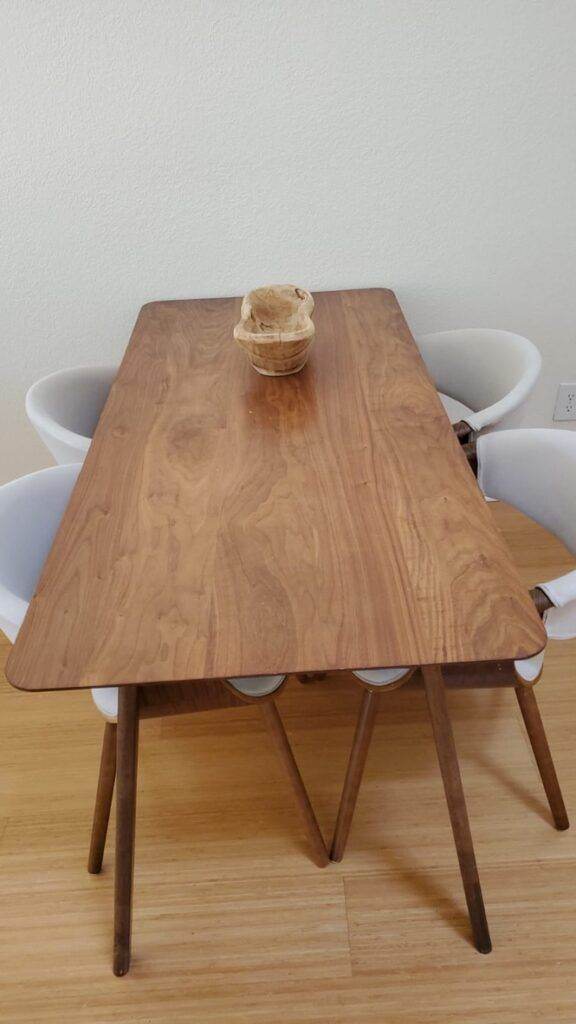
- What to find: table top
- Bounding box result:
[6,288,545,692]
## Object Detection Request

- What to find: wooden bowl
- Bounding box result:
[234,285,315,376]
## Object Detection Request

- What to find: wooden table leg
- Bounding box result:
[260,701,329,868]
[88,722,117,874]
[330,688,379,862]
[515,685,569,830]
[422,665,491,954]
[114,686,140,976]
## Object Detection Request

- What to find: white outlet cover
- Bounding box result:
[554,383,576,421]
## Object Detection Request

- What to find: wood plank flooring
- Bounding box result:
[1,502,575,1023]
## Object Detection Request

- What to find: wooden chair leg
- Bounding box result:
[88,722,117,874]
[260,701,329,868]
[515,685,569,830]
[330,688,379,862]
[423,665,491,954]
[113,686,140,977]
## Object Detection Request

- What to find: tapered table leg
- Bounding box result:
[114,686,140,976]
[260,701,329,867]
[88,722,117,873]
[423,665,491,954]
[515,685,569,830]
[331,688,379,862]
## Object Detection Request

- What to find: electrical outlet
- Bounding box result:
[554,383,576,421]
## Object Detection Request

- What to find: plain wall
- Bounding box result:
[2,0,576,483]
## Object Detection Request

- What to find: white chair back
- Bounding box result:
[417,330,541,431]
[0,464,81,641]
[477,429,576,556]
[26,365,117,464]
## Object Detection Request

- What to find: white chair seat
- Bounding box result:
[353,666,411,687]
[227,674,286,697]
[514,651,545,685]
[91,674,286,720]
[439,393,475,426]
[91,686,120,720]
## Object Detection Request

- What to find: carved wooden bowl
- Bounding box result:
[234,285,315,376]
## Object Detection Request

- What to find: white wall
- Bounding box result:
[2,0,576,483]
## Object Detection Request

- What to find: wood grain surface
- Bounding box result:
[1,501,573,1023]
[6,289,545,691]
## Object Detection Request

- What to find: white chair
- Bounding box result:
[417,330,541,432]
[0,465,328,885]
[477,429,576,683]
[26,365,117,464]
[0,464,81,642]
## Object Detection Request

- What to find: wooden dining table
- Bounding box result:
[6,288,546,972]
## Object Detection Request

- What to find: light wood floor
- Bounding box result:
[1,502,575,1023]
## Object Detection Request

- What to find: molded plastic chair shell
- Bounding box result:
[26,365,117,464]
[0,464,81,642]
[477,429,576,681]
[417,330,541,432]
[353,667,411,687]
